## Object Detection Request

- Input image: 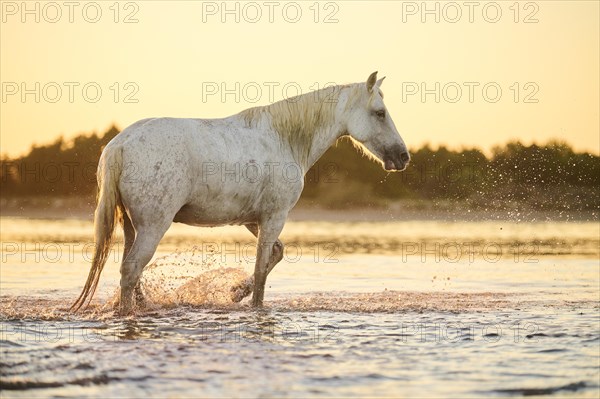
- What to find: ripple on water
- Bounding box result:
[1,250,599,398]
[490,381,590,396]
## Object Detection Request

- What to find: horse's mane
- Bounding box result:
[240,83,360,167]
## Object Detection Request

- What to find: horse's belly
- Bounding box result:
[173,202,258,227]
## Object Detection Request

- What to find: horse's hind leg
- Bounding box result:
[120,211,146,306]
[119,225,168,314]
[116,210,136,308]
[122,210,135,259]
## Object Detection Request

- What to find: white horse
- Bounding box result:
[71,72,410,313]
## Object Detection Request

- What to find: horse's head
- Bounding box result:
[345,72,410,171]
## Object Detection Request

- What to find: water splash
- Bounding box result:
[115,248,254,308]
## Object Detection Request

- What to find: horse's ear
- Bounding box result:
[366,71,378,92]
[376,76,386,87]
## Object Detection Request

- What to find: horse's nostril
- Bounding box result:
[400,152,410,163]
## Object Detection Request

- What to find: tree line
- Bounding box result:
[1,125,598,210]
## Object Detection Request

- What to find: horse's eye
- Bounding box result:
[374,110,386,119]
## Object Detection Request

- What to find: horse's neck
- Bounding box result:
[305,124,345,171]
[304,87,352,172]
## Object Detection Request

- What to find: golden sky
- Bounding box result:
[1,0,598,156]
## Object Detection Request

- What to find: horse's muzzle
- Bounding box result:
[383,147,410,171]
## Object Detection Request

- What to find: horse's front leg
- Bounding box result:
[245,224,284,275]
[251,215,286,307]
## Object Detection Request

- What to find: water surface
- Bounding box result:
[1,218,599,397]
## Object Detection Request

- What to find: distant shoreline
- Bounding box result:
[1,196,597,222]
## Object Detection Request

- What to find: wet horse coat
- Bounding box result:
[71,72,410,313]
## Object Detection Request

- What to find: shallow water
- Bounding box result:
[1,217,599,397]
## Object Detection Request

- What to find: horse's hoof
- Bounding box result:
[251,298,264,308]
[118,307,134,316]
[118,299,135,315]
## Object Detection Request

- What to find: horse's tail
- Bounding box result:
[70,145,123,312]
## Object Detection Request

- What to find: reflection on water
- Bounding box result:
[1,217,599,397]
